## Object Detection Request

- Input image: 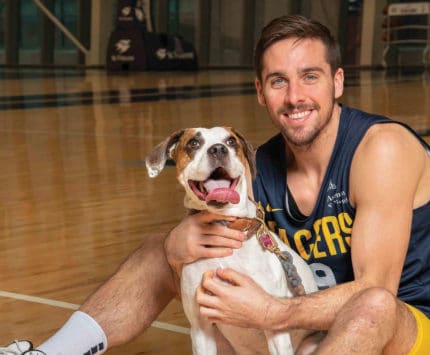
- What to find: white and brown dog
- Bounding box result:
[145,127,317,355]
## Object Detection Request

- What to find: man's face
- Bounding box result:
[255,38,344,147]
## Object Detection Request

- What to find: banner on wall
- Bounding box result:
[106,0,198,71]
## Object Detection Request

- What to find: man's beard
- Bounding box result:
[274,101,334,148]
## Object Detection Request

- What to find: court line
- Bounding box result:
[0,290,190,335]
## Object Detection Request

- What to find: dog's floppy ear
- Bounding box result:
[145,129,185,178]
[230,128,256,179]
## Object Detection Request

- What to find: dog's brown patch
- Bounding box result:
[170,128,198,175]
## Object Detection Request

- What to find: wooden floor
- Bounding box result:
[0,67,429,354]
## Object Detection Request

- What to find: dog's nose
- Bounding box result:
[207,144,228,159]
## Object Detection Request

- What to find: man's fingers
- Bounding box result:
[196,284,210,299]
[200,270,234,296]
[216,268,249,286]
[204,225,246,242]
[199,306,222,322]
[196,280,224,313]
[200,234,243,248]
[196,280,222,314]
[198,246,234,259]
[202,270,216,280]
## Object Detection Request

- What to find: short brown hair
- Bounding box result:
[254,15,341,80]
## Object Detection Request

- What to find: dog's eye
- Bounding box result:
[187,138,200,150]
[225,136,237,147]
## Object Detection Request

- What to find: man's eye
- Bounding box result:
[304,74,318,81]
[271,77,286,87]
[187,139,200,150]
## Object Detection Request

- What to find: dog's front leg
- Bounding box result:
[190,321,218,355]
[265,330,294,355]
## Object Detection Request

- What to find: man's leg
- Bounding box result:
[39,232,177,353]
[315,287,417,355]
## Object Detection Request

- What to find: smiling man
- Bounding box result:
[255,40,342,149]
[192,15,430,354]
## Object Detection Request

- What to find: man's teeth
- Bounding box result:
[288,110,311,119]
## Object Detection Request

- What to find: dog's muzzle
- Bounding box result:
[188,167,240,204]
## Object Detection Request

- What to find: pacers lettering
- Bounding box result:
[310,218,327,259]
[265,208,353,261]
[338,212,353,246]
[321,215,347,255]
[294,229,313,260]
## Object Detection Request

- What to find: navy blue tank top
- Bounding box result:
[253,105,430,317]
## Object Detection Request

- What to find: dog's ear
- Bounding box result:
[230,128,256,179]
[145,129,185,178]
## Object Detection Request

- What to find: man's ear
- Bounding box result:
[255,78,266,106]
[334,68,344,99]
[145,129,185,178]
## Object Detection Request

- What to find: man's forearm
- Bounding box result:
[268,280,365,331]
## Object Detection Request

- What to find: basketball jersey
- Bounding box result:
[252,105,430,317]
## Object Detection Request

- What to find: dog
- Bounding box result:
[145,127,318,355]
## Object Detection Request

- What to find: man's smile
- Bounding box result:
[287,110,312,120]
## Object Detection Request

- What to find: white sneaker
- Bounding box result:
[0,341,46,355]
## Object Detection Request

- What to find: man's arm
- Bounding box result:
[349,123,427,292]
[164,211,247,275]
[196,123,428,331]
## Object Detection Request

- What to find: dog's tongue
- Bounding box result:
[204,179,240,204]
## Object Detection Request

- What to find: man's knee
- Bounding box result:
[342,287,398,331]
[355,287,397,313]
[351,288,419,354]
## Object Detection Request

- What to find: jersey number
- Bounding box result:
[310,263,337,289]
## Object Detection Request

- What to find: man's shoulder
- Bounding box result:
[359,122,429,161]
[340,105,389,123]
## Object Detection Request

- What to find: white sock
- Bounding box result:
[38,311,108,355]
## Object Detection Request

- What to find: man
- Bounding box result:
[3,15,429,355]
[192,15,430,354]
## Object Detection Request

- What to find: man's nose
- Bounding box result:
[285,80,305,106]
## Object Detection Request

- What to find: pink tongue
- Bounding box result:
[204,179,240,204]
[206,188,240,204]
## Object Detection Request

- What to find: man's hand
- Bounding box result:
[196,268,281,329]
[164,212,246,275]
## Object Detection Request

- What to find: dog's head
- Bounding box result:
[145,127,256,217]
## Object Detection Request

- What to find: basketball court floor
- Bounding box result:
[0,67,429,354]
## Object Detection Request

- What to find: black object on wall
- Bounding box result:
[106,0,198,71]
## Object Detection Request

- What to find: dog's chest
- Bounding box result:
[181,236,290,298]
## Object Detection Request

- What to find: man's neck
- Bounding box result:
[283,103,342,216]
[286,103,342,178]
